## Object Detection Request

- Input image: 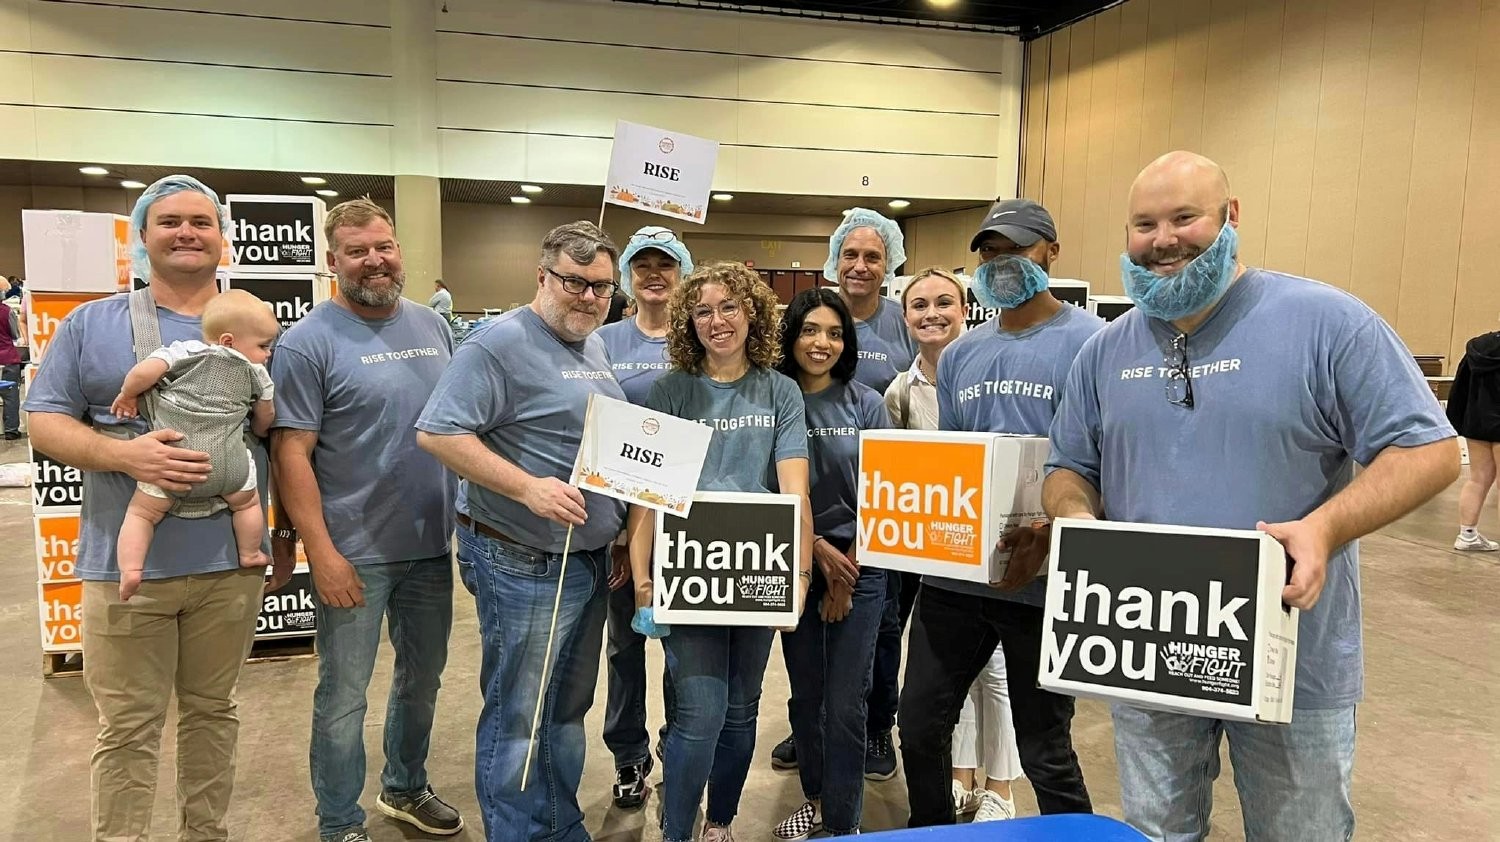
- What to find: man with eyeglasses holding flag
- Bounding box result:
[1042,151,1458,840]
[416,221,628,842]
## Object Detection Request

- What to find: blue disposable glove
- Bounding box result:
[632,606,671,639]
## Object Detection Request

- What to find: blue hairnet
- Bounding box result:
[129,174,231,281]
[823,207,906,284]
[618,226,694,296]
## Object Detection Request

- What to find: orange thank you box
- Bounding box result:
[34,512,80,582]
[856,430,1050,584]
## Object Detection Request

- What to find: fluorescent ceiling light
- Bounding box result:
[888,199,911,209]
[120,180,146,189]
[712,193,734,201]
[300,176,327,185]
[315,189,338,197]
[79,166,109,176]
[520,184,544,194]
[510,196,532,204]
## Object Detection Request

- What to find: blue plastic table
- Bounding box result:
[865,815,1149,840]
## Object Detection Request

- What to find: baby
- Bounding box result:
[110,289,279,600]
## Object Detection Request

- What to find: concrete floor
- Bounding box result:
[0,434,1495,841]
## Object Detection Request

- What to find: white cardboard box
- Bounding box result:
[21,210,131,293]
[1048,278,1090,308]
[1087,294,1136,321]
[857,431,1049,584]
[1040,518,1299,723]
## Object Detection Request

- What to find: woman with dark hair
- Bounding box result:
[625,261,813,842]
[1448,320,1500,551]
[770,288,892,839]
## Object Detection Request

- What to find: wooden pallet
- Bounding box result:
[40,635,315,678]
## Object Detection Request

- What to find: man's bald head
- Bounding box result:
[1125,150,1240,276]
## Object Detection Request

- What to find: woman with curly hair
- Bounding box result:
[770,289,891,840]
[624,261,813,842]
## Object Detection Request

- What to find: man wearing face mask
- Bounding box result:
[896,198,1100,826]
[1044,151,1458,840]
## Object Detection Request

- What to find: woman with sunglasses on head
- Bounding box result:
[595,226,695,809]
[888,268,1026,822]
[770,289,892,840]
[625,261,814,842]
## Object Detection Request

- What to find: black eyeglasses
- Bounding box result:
[545,266,617,299]
[631,230,677,243]
[1165,332,1194,408]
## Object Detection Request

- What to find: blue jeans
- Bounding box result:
[310,556,454,837]
[458,525,609,842]
[1112,704,1356,842]
[604,581,676,767]
[780,566,886,835]
[1,364,19,434]
[660,623,776,842]
[867,571,919,736]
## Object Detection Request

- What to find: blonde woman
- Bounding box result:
[626,262,814,842]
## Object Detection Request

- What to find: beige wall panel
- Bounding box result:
[1022,37,1051,202]
[1079,9,1122,291]
[1055,17,1097,281]
[1449,2,1500,371]
[1040,30,1072,225]
[685,236,829,270]
[440,0,1011,74]
[1167,0,1211,154]
[1199,0,1246,172]
[437,83,741,141]
[736,103,1002,158]
[734,58,1012,117]
[1102,1,1151,295]
[434,34,743,100]
[27,54,392,125]
[1395,0,1479,356]
[1261,0,1326,277]
[28,108,391,173]
[720,147,998,202]
[0,1,31,51]
[1225,0,1286,269]
[1137,0,1179,168]
[0,52,35,103]
[1346,0,1424,324]
[1302,0,1373,290]
[0,186,26,276]
[905,208,989,276]
[57,0,389,26]
[0,105,37,159]
[22,1,391,76]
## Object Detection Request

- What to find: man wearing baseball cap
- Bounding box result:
[897,197,1098,826]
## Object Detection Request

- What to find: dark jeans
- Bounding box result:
[867,570,921,736]
[660,624,775,842]
[898,586,1092,826]
[781,566,887,834]
[1,364,19,434]
[604,581,677,767]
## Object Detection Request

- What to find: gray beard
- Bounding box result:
[342,272,405,308]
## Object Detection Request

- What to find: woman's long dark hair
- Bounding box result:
[778,287,859,384]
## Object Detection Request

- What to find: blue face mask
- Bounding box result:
[1120,223,1239,322]
[972,255,1050,310]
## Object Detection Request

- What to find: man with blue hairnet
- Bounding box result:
[25,175,287,840]
[1045,151,1457,841]
[896,196,1100,827]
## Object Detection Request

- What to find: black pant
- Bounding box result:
[898,585,1092,826]
[866,570,922,735]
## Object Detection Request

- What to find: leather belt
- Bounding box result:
[456,513,518,545]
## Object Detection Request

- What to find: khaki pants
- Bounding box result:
[82,567,264,842]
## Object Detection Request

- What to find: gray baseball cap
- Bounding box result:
[969,198,1057,251]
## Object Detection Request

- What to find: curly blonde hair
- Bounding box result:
[665,261,783,374]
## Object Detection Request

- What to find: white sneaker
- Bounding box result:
[973,789,1016,822]
[701,823,735,842]
[1454,533,1500,552]
[952,780,980,817]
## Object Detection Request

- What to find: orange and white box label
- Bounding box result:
[857,431,1050,584]
[38,580,83,652]
[35,512,80,582]
[26,291,111,363]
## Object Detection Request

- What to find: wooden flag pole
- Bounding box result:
[519,521,576,790]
